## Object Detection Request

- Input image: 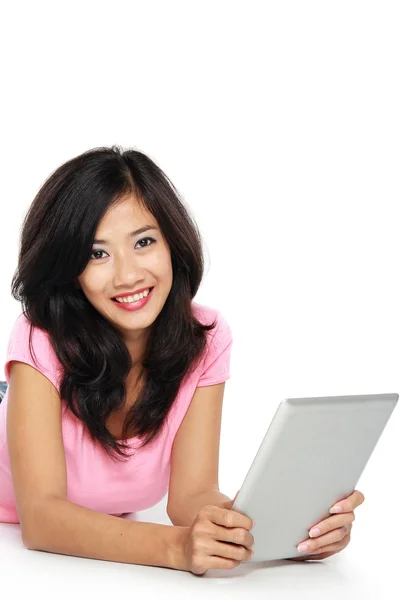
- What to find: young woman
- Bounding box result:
[0,146,364,575]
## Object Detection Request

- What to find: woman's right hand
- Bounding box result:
[176,500,255,575]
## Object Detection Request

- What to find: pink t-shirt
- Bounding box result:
[0,301,232,523]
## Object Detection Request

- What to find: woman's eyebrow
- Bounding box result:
[93,226,158,245]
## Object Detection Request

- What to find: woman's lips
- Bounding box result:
[111,287,154,311]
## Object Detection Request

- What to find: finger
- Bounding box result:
[289,550,337,561]
[224,491,240,509]
[204,504,253,531]
[307,529,352,556]
[209,557,242,571]
[211,522,254,550]
[299,525,349,554]
[330,490,365,513]
[289,553,331,561]
[352,489,365,508]
[211,540,253,562]
[309,512,355,538]
[192,556,242,574]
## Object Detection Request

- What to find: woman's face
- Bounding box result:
[77,195,173,358]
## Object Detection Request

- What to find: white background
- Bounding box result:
[0,1,399,597]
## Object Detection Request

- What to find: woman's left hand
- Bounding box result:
[288,489,365,561]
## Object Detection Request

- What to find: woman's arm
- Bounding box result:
[6,362,186,570]
[168,489,233,527]
[24,497,186,570]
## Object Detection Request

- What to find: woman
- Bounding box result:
[0,146,364,575]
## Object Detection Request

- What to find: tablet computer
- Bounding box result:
[232,392,398,562]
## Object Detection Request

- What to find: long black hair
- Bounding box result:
[10,145,217,461]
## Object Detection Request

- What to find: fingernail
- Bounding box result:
[330,505,343,513]
[298,543,309,552]
[309,527,320,537]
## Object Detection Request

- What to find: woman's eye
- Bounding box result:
[136,236,156,249]
[90,237,156,260]
[90,250,106,260]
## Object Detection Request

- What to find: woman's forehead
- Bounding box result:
[100,197,157,231]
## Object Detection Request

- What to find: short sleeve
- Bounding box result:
[4,314,63,391]
[197,311,233,387]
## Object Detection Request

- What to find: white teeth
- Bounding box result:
[114,288,151,303]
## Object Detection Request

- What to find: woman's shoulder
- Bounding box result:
[8,312,55,353]
[191,300,227,326]
[4,312,63,390]
[191,301,233,386]
[191,300,232,337]
[9,311,45,340]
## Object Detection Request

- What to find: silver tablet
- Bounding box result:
[232,393,398,562]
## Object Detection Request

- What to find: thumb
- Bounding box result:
[222,491,239,510]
